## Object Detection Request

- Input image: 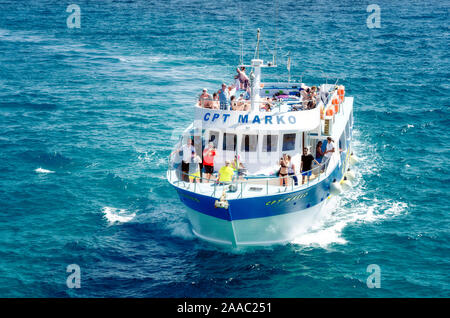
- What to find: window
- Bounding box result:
[223,133,237,151]
[208,131,220,148]
[282,133,296,151]
[241,135,258,152]
[262,135,278,152]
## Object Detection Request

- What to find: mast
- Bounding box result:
[255,28,261,60]
[287,51,291,83]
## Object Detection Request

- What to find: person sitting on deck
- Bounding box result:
[301,147,320,184]
[230,95,239,110]
[260,97,273,112]
[301,87,311,108]
[307,86,318,109]
[218,160,234,184]
[210,92,220,109]
[198,88,211,108]
[218,83,230,110]
[231,155,246,179]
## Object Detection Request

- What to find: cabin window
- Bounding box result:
[223,133,237,151]
[208,131,220,148]
[262,135,278,152]
[241,135,258,152]
[282,133,296,151]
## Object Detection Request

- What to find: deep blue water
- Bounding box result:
[0,0,449,297]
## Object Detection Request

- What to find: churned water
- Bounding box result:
[0,0,448,297]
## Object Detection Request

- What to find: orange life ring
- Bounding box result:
[326,108,334,116]
[338,86,345,103]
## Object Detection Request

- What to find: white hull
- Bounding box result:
[186,197,334,247]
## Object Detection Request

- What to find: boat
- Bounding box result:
[167,30,355,247]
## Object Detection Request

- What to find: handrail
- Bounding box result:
[196,95,319,113]
[167,155,332,199]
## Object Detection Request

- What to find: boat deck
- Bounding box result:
[167,162,330,200]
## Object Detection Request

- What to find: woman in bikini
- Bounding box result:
[279,155,289,187]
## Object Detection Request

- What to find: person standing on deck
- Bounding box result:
[316,141,324,163]
[202,142,216,183]
[218,83,230,110]
[301,148,320,184]
[286,154,298,186]
[236,66,249,90]
[175,138,195,182]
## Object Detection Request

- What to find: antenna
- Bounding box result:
[274,0,278,66]
[287,51,291,83]
[256,28,261,60]
[238,2,243,65]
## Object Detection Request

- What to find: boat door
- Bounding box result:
[259,132,280,168]
[238,133,259,169]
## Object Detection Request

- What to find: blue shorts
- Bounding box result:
[301,171,312,177]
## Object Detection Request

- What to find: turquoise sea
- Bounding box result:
[0,0,448,297]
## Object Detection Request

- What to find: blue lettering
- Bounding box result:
[252,115,261,124]
[238,114,248,123]
[212,113,220,122]
[223,114,230,123]
[288,115,296,124]
[265,115,273,124]
[276,116,285,124]
[204,113,210,121]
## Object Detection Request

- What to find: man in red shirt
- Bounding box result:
[202,142,216,183]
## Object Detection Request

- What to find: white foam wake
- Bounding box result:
[35,167,55,174]
[291,135,408,249]
[102,207,136,225]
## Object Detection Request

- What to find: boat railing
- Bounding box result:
[167,156,332,199]
[196,96,317,113]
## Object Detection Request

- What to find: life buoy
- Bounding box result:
[332,98,339,113]
[338,86,345,103]
[325,107,334,116]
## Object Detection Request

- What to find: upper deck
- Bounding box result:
[195,82,339,132]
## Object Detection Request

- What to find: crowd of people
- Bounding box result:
[198,65,320,113]
[172,136,336,187]
[277,137,335,186]
[198,67,251,111]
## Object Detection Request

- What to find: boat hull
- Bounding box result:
[186,197,333,246]
[173,148,351,246]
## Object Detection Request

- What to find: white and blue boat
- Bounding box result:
[167,32,356,247]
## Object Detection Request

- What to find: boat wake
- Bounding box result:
[291,136,408,249]
[102,206,136,225]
